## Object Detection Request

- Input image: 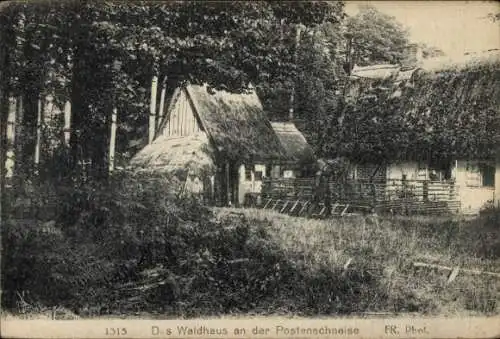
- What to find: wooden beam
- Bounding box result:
[298,201,309,215]
[331,203,338,215]
[341,204,350,216]
[280,200,290,213]
[263,199,273,209]
[413,262,500,278]
[289,199,300,213]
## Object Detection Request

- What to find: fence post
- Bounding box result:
[371,183,376,204]
[423,180,429,202]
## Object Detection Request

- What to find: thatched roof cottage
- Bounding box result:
[344,49,500,214]
[131,83,315,206]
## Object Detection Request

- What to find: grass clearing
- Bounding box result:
[215,208,500,316]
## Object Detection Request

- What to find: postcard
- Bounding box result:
[1,1,499,338]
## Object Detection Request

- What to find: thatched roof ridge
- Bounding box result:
[270,122,316,165]
[350,64,400,80]
[129,133,216,177]
[418,49,500,74]
[185,84,288,162]
[349,50,500,82]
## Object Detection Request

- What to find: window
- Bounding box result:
[265,165,272,177]
[254,171,263,181]
[466,162,482,187]
[279,167,285,177]
[481,164,495,187]
[245,167,252,181]
[466,162,495,187]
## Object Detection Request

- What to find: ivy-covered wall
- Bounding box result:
[327,55,500,164]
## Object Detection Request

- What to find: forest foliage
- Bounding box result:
[1,1,490,186]
[0,1,344,185]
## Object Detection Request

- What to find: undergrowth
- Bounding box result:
[2,174,499,318]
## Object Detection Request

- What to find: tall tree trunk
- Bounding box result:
[69,44,87,181]
[19,88,39,179]
[495,147,500,208]
[157,76,167,130]
[0,29,8,220]
[6,96,17,180]
[90,120,109,181]
[34,97,43,175]
[108,107,117,174]
[289,24,302,121]
[149,74,158,144]
[13,95,23,178]
[63,100,71,147]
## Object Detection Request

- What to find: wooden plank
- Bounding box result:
[341,204,350,216]
[331,203,338,214]
[413,262,500,278]
[272,199,281,210]
[312,205,326,218]
[280,200,290,213]
[298,201,310,216]
[263,199,273,209]
[289,200,300,213]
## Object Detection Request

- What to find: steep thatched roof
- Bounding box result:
[185,84,288,162]
[270,122,315,165]
[129,133,216,177]
[342,50,500,161]
[398,50,500,123]
[419,49,500,74]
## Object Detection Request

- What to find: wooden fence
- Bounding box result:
[259,178,461,215]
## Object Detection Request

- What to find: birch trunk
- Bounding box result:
[63,100,71,147]
[6,96,17,179]
[157,80,167,130]
[149,75,158,144]
[34,97,43,174]
[108,107,117,173]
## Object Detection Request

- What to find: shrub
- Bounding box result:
[3,171,390,317]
